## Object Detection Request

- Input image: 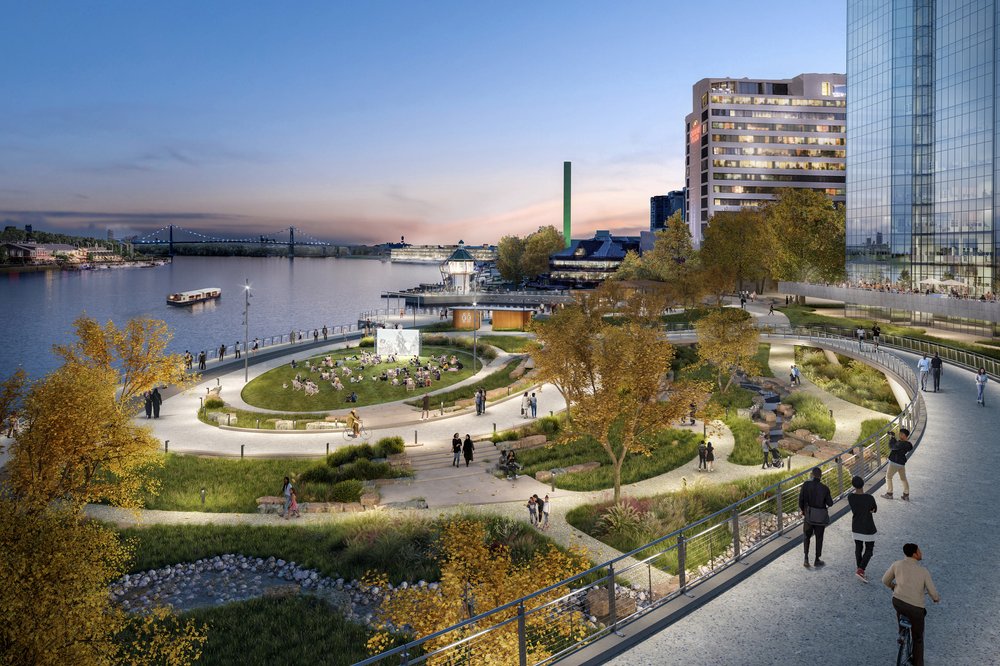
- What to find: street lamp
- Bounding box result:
[473,300,478,372]
[243,279,252,383]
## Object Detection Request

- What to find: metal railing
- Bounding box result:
[354,330,927,666]
[188,322,362,367]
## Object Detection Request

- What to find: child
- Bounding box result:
[287,488,301,519]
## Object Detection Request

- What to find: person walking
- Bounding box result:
[697,440,708,471]
[150,387,162,419]
[705,441,715,471]
[451,433,462,467]
[856,325,866,351]
[280,477,293,518]
[475,388,483,416]
[527,496,537,526]
[848,475,877,582]
[760,433,771,469]
[530,392,537,418]
[976,367,988,406]
[799,466,834,568]
[882,543,940,666]
[917,355,930,391]
[871,323,881,351]
[143,391,153,419]
[930,352,942,392]
[198,350,207,371]
[287,488,301,519]
[252,338,259,355]
[882,427,913,500]
[218,343,226,362]
[768,302,775,316]
[462,434,475,466]
[421,392,430,420]
[541,494,551,529]
[520,392,530,418]
[184,351,192,370]
[234,341,241,360]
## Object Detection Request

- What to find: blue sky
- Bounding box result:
[0,1,846,244]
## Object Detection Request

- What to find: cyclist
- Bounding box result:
[882,543,940,666]
[347,408,362,437]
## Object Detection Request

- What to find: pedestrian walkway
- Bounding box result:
[610,351,999,665]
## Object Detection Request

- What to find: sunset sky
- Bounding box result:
[0,1,846,245]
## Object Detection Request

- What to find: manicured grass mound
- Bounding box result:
[783,392,836,440]
[240,345,481,411]
[512,429,700,491]
[476,334,535,353]
[795,346,900,415]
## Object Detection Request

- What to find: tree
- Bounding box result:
[611,249,646,281]
[7,316,189,508]
[0,499,206,666]
[496,234,526,285]
[638,213,702,305]
[694,307,761,393]
[366,519,588,664]
[533,283,708,502]
[522,225,564,280]
[698,208,771,294]
[764,188,846,283]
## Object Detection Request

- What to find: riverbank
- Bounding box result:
[0,259,168,274]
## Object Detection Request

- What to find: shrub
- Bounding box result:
[595,500,661,552]
[299,465,335,485]
[330,479,364,502]
[421,333,498,360]
[783,392,836,440]
[359,336,375,348]
[373,436,405,457]
[726,416,765,465]
[204,396,224,409]
[327,444,374,467]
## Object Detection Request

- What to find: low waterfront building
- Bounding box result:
[390,243,495,263]
[547,230,644,288]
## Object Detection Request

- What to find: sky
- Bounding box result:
[0,1,846,245]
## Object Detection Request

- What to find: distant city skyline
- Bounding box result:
[0,1,846,244]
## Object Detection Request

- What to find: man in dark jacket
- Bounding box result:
[150,387,163,419]
[882,427,913,500]
[799,467,834,568]
[930,353,943,392]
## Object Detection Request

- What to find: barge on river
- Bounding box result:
[166,287,222,306]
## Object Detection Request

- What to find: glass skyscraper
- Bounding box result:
[847,0,998,296]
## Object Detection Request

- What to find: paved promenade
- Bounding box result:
[611,351,999,665]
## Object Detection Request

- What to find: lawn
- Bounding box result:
[565,469,799,568]
[795,346,900,415]
[240,345,481,411]
[120,512,568,584]
[477,334,535,353]
[855,418,892,445]
[726,415,767,466]
[779,304,1000,361]
[511,429,701,491]
[145,439,409,512]
[783,392,836,440]
[174,596,397,666]
[404,356,524,408]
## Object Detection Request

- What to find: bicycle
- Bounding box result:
[896,615,913,666]
[342,421,371,441]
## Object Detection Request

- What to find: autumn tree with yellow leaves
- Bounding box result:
[0,316,204,665]
[533,283,709,503]
[366,519,589,664]
[694,307,761,393]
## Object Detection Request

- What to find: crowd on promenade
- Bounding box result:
[832,279,998,302]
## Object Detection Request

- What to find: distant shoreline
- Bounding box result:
[0,260,167,275]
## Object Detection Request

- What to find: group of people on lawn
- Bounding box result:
[281,352,464,397]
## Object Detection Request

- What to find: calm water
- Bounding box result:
[0,256,439,379]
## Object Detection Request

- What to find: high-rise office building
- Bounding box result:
[650,189,687,231]
[685,74,847,245]
[847,0,998,296]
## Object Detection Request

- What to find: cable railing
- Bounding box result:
[354,330,926,666]
[186,322,364,368]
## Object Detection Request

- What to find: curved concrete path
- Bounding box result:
[610,349,999,665]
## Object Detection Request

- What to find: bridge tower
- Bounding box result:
[168,225,174,257]
[288,226,295,258]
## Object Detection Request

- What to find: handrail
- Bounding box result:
[353,329,930,666]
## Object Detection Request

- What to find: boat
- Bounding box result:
[167,287,222,306]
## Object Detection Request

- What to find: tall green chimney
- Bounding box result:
[563,161,571,248]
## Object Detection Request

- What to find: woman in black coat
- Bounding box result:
[462,434,475,466]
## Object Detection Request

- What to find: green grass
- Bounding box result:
[145,441,408,512]
[490,414,565,443]
[725,416,767,466]
[477,334,535,353]
[240,345,481,411]
[795,346,900,415]
[855,418,892,445]
[783,392,836,440]
[565,469,799,567]
[779,304,1000,361]
[405,357,523,408]
[120,512,567,584]
[753,344,775,377]
[176,596,398,666]
[512,429,701,491]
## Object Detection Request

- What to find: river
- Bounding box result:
[0,256,440,379]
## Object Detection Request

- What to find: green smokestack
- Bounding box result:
[563,161,571,248]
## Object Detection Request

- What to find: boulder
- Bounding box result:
[564,461,600,475]
[305,421,338,430]
[342,502,364,513]
[518,434,547,450]
[535,470,554,483]
[779,437,806,452]
[793,429,814,440]
[776,404,796,418]
[212,412,237,425]
[275,420,295,430]
[256,496,284,514]
[360,491,380,508]
[387,453,409,469]
[763,411,777,425]
[754,421,772,434]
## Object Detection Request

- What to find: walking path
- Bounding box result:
[611,350,999,665]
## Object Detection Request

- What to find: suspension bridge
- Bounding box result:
[132,225,332,257]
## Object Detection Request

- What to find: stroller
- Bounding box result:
[767,446,783,468]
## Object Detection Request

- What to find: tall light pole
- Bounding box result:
[472,300,478,372]
[243,279,252,383]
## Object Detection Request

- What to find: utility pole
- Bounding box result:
[243,279,252,383]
